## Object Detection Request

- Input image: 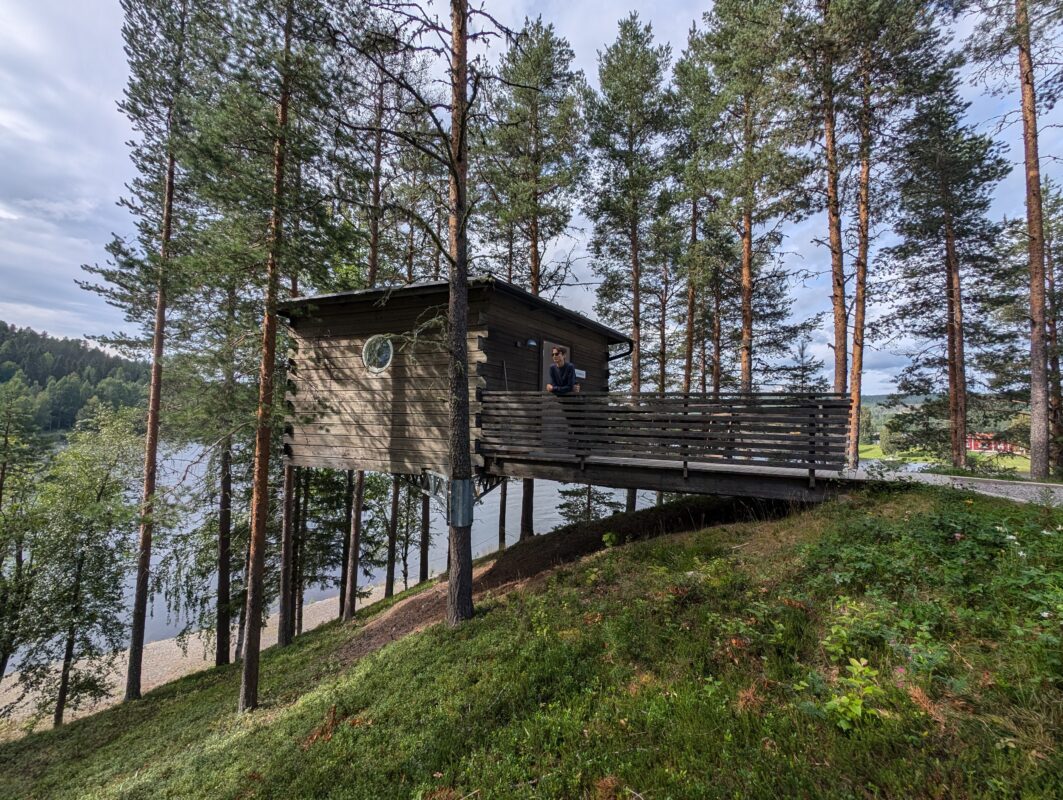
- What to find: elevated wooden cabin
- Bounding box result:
[279,275,632,477]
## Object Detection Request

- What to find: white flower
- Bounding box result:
[1042,612,1052,619]
[1018,550,1027,558]
[1006,534,1018,542]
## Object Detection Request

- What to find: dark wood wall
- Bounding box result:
[478,289,611,393]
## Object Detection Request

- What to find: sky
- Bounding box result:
[0,0,1059,393]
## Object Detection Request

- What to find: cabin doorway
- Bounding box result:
[541,340,572,391]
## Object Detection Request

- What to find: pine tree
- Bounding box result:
[686,0,813,392]
[480,17,586,539]
[883,64,1008,465]
[557,484,624,526]
[587,13,671,399]
[81,0,213,704]
[586,13,670,513]
[966,0,1063,477]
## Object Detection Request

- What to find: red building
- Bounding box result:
[965,433,1027,456]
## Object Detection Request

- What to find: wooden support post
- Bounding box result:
[419,488,430,583]
[277,465,295,647]
[385,474,400,598]
[339,469,352,618]
[497,478,507,552]
[341,471,364,623]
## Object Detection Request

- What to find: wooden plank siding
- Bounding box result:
[479,290,613,393]
[282,289,487,475]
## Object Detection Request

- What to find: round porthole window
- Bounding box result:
[362,335,394,373]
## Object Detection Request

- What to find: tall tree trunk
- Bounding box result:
[385,474,399,598]
[739,206,754,393]
[519,479,535,539]
[55,550,85,727]
[943,202,968,469]
[339,469,353,617]
[847,69,872,470]
[1046,234,1062,470]
[420,490,430,582]
[446,0,474,626]
[402,486,413,590]
[822,37,847,394]
[626,200,642,515]
[216,435,233,665]
[658,259,669,394]
[406,217,416,283]
[711,270,722,399]
[368,75,385,287]
[631,218,642,395]
[520,201,543,538]
[684,197,698,393]
[277,464,296,646]
[520,479,534,539]
[125,0,188,704]
[1017,0,1049,479]
[239,0,293,713]
[497,479,507,551]
[342,471,364,621]
[700,328,708,395]
[235,535,251,662]
[294,469,309,635]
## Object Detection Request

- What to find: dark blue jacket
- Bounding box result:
[549,362,576,395]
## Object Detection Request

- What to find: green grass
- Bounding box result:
[2,487,1062,799]
[860,444,1037,476]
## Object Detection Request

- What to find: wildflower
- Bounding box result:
[1018,550,1027,558]
[1006,534,1018,542]
[1042,612,1052,619]
[953,532,965,541]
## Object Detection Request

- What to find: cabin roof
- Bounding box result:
[278,274,632,346]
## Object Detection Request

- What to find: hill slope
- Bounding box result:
[1,487,1061,799]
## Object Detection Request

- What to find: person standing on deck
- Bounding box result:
[546,347,577,394]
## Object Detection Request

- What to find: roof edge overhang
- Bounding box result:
[278,274,632,347]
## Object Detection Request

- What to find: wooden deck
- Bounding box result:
[479,391,854,501]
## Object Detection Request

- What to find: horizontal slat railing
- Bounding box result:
[479,391,851,473]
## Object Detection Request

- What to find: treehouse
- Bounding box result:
[279,274,630,477]
[280,275,853,503]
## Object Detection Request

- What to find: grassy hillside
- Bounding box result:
[2,486,1061,799]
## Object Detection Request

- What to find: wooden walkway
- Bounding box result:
[479,391,854,501]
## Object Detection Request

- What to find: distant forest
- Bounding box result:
[0,321,148,430]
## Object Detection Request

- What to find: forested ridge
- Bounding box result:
[0,320,148,430]
[1,0,1062,766]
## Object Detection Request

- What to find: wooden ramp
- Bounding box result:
[479,391,855,502]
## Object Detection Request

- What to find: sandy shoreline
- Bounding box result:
[0,581,388,736]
